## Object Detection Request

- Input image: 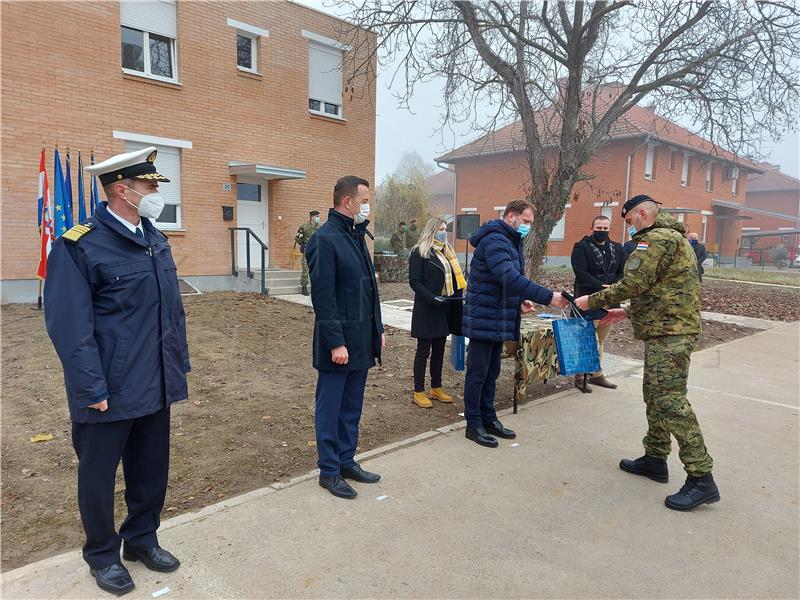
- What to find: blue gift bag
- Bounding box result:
[552,317,601,376]
[449,335,466,371]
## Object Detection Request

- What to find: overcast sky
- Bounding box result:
[297,0,800,182]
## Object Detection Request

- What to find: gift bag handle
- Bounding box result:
[560,290,588,321]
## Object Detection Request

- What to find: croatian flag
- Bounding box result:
[36,148,54,280]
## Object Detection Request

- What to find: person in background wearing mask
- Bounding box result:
[45,147,190,595]
[688,232,707,282]
[462,200,568,448]
[570,215,625,391]
[575,194,719,511]
[305,176,385,499]
[295,209,321,295]
[408,217,466,409]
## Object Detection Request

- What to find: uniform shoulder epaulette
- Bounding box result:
[61,221,96,244]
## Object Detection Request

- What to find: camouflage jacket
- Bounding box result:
[295,221,319,250]
[405,227,420,249]
[390,230,406,254]
[588,211,701,340]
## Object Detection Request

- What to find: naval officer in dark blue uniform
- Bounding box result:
[45,146,190,596]
[305,176,385,499]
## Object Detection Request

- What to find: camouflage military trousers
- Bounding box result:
[300,253,309,287]
[642,334,713,476]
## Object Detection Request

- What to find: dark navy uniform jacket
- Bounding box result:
[305,208,384,372]
[45,202,191,424]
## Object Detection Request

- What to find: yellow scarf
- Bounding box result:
[433,240,467,296]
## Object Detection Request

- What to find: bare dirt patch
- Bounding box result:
[1,292,572,571]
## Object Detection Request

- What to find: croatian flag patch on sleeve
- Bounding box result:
[636,241,649,250]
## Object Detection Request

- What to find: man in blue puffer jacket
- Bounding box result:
[463,200,567,447]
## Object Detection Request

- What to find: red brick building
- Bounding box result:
[1,1,375,301]
[437,85,760,265]
[743,165,800,258]
[424,169,456,219]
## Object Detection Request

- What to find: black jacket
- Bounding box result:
[408,248,463,339]
[692,241,707,274]
[306,208,384,372]
[44,202,190,424]
[571,235,625,297]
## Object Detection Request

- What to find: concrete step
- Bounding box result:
[268,285,303,295]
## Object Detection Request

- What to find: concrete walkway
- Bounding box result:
[3,325,798,599]
[276,293,793,332]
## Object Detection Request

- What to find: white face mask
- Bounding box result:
[124,186,165,220]
[353,201,370,224]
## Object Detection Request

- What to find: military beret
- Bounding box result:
[309,210,320,216]
[85,146,170,186]
[621,194,662,217]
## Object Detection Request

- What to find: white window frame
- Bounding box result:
[121,26,179,84]
[236,33,258,73]
[644,142,658,180]
[304,31,346,120]
[227,19,269,75]
[731,166,740,196]
[705,161,714,192]
[549,211,567,240]
[121,136,187,231]
[701,215,708,243]
[681,151,693,187]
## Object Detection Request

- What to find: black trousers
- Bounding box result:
[463,339,503,429]
[71,407,170,569]
[413,336,446,392]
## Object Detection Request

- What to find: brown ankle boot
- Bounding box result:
[588,374,617,389]
[574,375,592,393]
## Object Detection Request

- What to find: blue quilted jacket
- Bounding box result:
[463,220,553,342]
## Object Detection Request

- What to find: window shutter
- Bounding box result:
[120,0,177,39]
[549,214,566,240]
[124,141,181,209]
[308,42,343,105]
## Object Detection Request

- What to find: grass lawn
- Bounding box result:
[703,267,800,287]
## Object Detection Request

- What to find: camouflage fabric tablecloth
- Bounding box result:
[503,318,559,411]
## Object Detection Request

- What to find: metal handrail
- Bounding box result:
[229,227,269,294]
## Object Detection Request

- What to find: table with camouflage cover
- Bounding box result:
[503,318,559,413]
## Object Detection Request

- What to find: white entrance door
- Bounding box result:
[236,181,268,270]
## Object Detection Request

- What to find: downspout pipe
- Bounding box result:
[436,160,457,245]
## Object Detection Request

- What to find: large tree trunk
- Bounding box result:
[524,182,574,283]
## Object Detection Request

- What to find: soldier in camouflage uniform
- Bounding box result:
[296,210,320,295]
[406,219,420,249]
[576,194,719,512]
[390,222,408,255]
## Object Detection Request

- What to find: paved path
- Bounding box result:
[2,324,797,599]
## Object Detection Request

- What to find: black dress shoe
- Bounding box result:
[341,462,381,483]
[89,562,135,596]
[484,420,516,439]
[319,475,357,498]
[465,427,498,448]
[122,545,180,573]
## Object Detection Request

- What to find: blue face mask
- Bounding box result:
[434,231,447,243]
[517,223,531,238]
[628,225,637,238]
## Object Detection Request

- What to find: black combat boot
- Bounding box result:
[619,455,669,483]
[664,473,720,511]
[301,285,309,296]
